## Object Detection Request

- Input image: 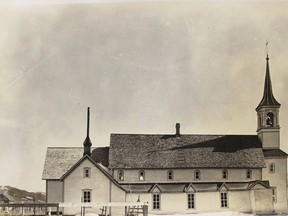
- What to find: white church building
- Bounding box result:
[42,55,288,215]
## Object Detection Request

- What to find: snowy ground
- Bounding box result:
[78,213,250,216]
[80,212,288,216]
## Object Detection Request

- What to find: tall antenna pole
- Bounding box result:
[87,107,90,137]
[83,107,92,157]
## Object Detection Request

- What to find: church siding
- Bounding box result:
[262,157,288,213]
[114,168,261,183]
[46,180,63,203]
[63,158,111,215]
[126,190,252,214]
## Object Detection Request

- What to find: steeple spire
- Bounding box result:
[83,107,92,157]
[256,54,281,111]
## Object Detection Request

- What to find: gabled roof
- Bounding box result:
[42,147,109,180]
[184,183,196,193]
[149,184,164,193]
[109,134,265,169]
[218,183,229,191]
[58,155,128,192]
[256,55,281,111]
[247,180,270,190]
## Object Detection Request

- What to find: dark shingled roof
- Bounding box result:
[91,147,109,167]
[109,134,266,169]
[42,147,109,179]
[263,149,288,157]
[256,55,281,111]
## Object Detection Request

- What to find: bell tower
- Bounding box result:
[256,55,281,149]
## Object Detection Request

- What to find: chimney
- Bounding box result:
[175,123,180,136]
[83,107,92,157]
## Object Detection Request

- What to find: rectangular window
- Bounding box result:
[187,193,195,209]
[83,190,91,203]
[221,192,228,208]
[153,194,160,210]
[83,168,91,178]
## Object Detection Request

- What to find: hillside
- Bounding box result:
[0,186,45,203]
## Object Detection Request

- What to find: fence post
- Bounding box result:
[143,205,148,216]
[57,204,59,216]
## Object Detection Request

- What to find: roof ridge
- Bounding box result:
[47,147,102,149]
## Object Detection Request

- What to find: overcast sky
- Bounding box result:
[1,0,288,192]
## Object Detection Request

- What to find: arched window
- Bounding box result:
[269,163,275,173]
[167,170,174,181]
[118,170,124,181]
[222,170,228,180]
[266,112,274,127]
[139,170,145,181]
[194,170,201,180]
[246,170,252,179]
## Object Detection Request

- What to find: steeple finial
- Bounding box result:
[83,107,92,156]
[256,54,281,111]
[266,40,269,56]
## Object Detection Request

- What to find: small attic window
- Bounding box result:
[167,170,174,181]
[139,170,145,181]
[246,170,252,179]
[222,170,228,180]
[194,170,201,180]
[118,170,124,181]
[269,163,275,173]
[83,167,91,178]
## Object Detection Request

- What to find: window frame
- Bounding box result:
[152,193,161,210]
[139,170,145,181]
[194,170,201,181]
[167,170,174,181]
[220,192,228,208]
[246,170,252,180]
[187,193,195,209]
[83,167,91,178]
[269,163,275,173]
[222,170,228,180]
[82,189,92,203]
[118,170,124,181]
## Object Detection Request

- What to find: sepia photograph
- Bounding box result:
[1,0,288,215]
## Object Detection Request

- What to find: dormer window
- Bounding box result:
[222,170,228,180]
[167,170,174,181]
[118,170,124,181]
[83,167,91,178]
[139,170,145,181]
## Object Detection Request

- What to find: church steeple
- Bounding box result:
[256,55,281,149]
[256,55,281,111]
[83,107,92,156]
